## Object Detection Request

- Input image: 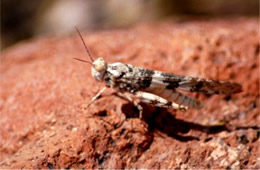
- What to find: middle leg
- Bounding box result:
[116,92,144,118]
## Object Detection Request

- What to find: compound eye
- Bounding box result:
[95,64,105,72]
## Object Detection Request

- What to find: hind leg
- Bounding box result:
[134,91,188,112]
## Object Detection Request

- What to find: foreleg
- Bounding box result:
[87,87,107,107]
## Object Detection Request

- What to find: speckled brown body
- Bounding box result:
[100,62,242,110]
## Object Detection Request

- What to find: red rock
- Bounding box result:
[0,18,259,168]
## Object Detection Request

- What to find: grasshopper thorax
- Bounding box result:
[91,57,107,81]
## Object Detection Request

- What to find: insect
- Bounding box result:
[74,28,242,118]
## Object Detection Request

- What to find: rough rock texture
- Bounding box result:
[0,18,259,169]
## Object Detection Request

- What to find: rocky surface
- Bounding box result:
[0,18,259,168]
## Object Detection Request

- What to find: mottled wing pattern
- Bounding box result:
[150,71,243,95]
[105,63,242,111]
[105,63,155,92]
[113,64,242,95]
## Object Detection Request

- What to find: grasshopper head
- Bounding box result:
[91,57,107,81]
[74,28,107,82]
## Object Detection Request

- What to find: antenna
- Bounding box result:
[73,58,92,65]
[75,27,94,62]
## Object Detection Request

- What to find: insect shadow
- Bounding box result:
[121,102,229,142]
[121,102,260,143]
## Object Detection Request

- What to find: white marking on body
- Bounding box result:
[150,79,165,88]
[109,69,121,77]
[153,72,163,78]
[178,82,192,91]
[135,91,187,111]
[111,62,124,66]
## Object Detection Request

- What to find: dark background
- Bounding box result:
[1,0,259,50]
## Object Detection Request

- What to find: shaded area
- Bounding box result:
[1,0,259,49]
[122,102,260,142]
